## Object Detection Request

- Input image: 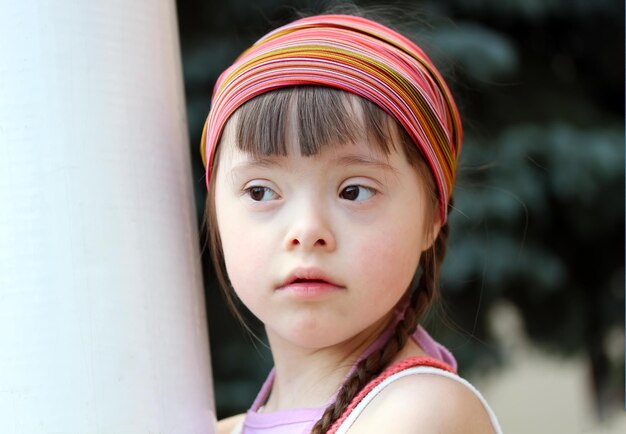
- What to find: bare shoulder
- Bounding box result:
[216,413,245,434]
[347,371,496,434]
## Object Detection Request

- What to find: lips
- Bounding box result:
[277,267,344,289]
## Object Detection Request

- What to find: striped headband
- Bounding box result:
[200,14,462,222]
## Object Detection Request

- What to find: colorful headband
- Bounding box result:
[200,14,462,222]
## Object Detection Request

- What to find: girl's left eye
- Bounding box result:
[244,186,278,202]
[339,185,376,202]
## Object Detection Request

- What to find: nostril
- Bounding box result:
[286,235,332,250]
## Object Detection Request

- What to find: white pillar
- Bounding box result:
[0,1,215,433]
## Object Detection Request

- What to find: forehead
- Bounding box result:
[219,132,394,171]
[217,96,393,160]
[218,87,404,160]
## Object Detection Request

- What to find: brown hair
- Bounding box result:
[203,86,451,433]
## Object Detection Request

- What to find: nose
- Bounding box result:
[283,203,336,252]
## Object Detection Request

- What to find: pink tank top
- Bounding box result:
[240,324,457,434]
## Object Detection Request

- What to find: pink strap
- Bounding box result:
[326,356,456,433]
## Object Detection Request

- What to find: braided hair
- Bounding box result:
[310,208,451,434]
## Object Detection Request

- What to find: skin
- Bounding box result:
[213,113,494,433]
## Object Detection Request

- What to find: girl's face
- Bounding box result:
[213,118,439,350]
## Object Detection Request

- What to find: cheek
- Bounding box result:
[352,224,422,292]
[222,239,263,292]
[215,197,245,288]
[217,206,274,296]
[220,225,260,289]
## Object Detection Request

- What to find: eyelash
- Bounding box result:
[242,183,378,203]
[339,184,377,202]
[243,185,279,202]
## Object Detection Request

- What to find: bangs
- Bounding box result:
[232,86,398,157]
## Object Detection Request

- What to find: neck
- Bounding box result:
[262,316,393,412]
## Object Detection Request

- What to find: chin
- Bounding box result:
[271,318,352,349]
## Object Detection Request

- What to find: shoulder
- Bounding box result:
[216,413,245,434]
[346,368,497,434]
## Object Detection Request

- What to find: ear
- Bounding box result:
[420,214,442,252]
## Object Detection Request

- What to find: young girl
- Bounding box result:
[200,13,503,434]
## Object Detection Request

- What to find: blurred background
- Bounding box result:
[175,0,624,432]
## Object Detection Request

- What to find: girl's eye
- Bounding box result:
[339,185,376,202]
[245,186,278,202]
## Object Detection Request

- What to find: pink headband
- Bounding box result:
[200,14,463,222]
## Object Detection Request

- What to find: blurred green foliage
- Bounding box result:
[176,0,624,418]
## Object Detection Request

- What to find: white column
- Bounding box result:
[0,1,215,433]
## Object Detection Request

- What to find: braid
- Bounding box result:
[310,210,451,434]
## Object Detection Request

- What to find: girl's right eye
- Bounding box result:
[339,185,376,202]
[244,186,279,202]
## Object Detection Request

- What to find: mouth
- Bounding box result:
[278,268,343,287]
[276,268,345,296]
[291,278,332,284]
[280,278,343,289]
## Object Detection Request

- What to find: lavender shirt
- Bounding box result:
[239,324,456,434]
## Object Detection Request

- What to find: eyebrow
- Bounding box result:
[229,153,399,175]
[336,154,399,174]
[230,156,284,174]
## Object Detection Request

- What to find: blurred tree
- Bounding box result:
[176,0,624,419]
